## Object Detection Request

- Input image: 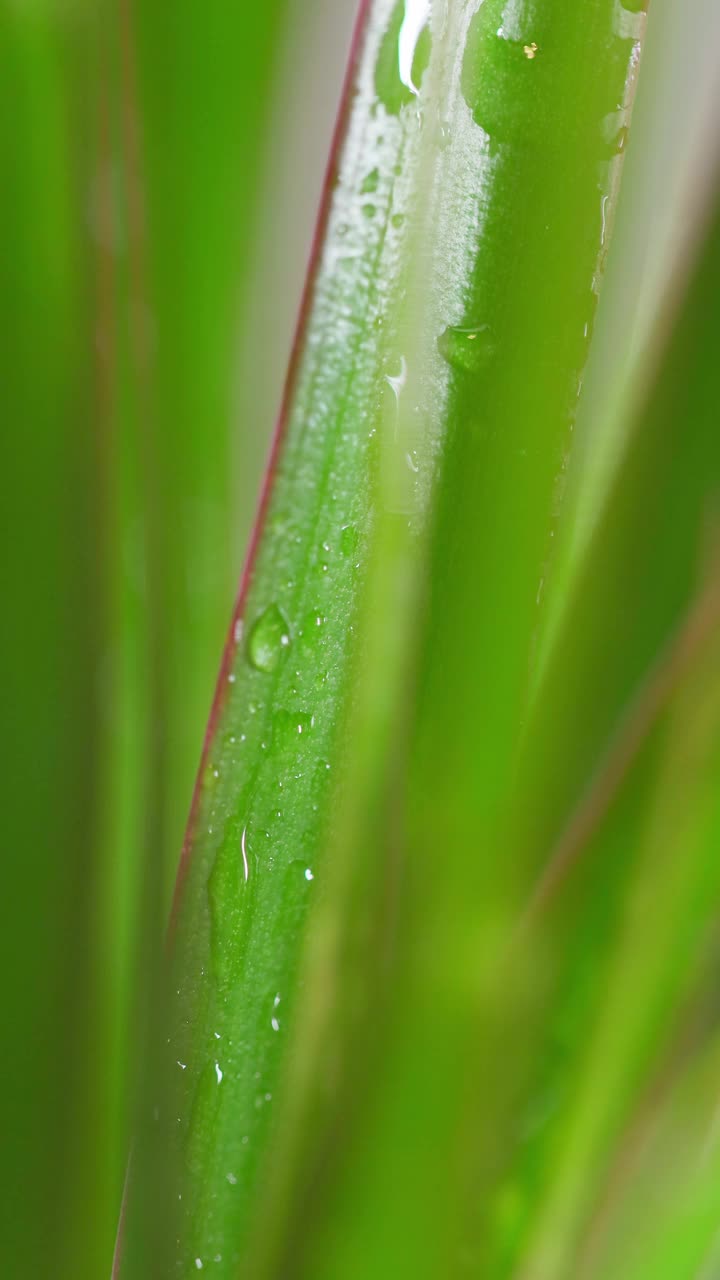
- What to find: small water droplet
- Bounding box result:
[391,212,405,229]
[247,603,291,673]
[600,194,610,246]
[271,1017,280,1032]
[226,1172,237,1185]
[195,1260,203,1271]
[613,126,629,154]
[275,709,315,746]
[360,167,380,194]
[362,203,377,220]
[385,353,408,405]
[437,324,493,373]
[340,524,358,556]
[305,868,314,881]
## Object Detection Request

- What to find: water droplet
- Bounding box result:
[275,709,314,747]
[305,868,314,881]
[463,7,547,142]
[391,212,405,229]
[360,168,380,194]
[398,0,431,95]
[437,324,493,373]
[600,193,610,246]
[226,1172,237,1185]
[362,203,377,220]
[614,2,646,37]
[271,1017,280,1032]
[375,0,432,115]
[247,603,291,673]
[384,353,408,404]
[340,524,358,556]
[613,126,629,154]
[195,1260,203,1271]
[214,1062,223,1084]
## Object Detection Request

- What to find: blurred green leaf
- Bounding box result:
[0,4,100,1276]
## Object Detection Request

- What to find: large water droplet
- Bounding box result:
[437,324,493,373]
[375,0,432,115]
[462,5,546,144]
[247,604,291,673]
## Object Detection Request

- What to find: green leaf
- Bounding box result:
[118,1,649,1275]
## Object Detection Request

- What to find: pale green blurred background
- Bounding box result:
[1,3,354,1275]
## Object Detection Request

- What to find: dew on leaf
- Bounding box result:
[375,0,432,115]
[360,167,380,194]
[247,603,291,673]
[437,324,493,373]
[340,524,358,556]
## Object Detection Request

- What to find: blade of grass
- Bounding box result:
[119,0,648,1275]
[475,174,720,1279]
[0,3,103,1276]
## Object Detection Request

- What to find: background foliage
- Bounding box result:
[2,1,720,1278]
